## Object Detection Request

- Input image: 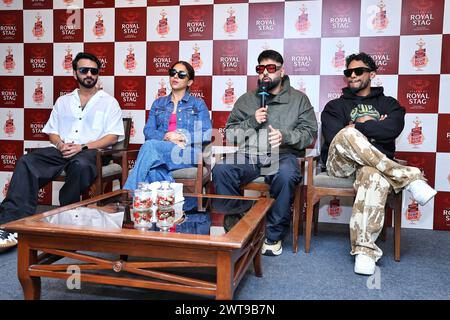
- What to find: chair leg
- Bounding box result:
[292,184,301,253]
[298,186,305,236]
[394,194,402,262]
[313,203,319,236]
[305,196,315,253]
[380,207,388,242]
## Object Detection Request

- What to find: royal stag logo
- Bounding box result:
[407,117,425,147]
[3,110,15,137]
[190,43,203,71]
[222,78,235,107]
[93,11,106,39]
[296,4,311,33]
[157,9,169,37]
[124,45,137,73]
[411,38,428,70]
[62,46,73,73]
[332,41,346,70]
[224,7,238,35]
[372,0,389,31]
[3,46,15,72]
[32,12,45,39]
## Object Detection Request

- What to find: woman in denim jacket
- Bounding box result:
[124,61,212,190]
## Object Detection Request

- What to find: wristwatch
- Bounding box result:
[81,144,88,151]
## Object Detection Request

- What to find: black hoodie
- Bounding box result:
[321,86,405,166]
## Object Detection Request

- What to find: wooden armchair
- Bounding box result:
[303,154,405,261]
[123,143,212,211]
[214,147,305,253]
[26,118,132,197]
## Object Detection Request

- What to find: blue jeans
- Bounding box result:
[123,139,195,190]
[212,153,302,242]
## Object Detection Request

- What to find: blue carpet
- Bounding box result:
[1,221,449,300]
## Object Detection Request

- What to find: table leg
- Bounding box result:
[253,252,263,277]
[17,240,41,300]
[216,251,234,300]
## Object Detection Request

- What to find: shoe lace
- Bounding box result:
[0,229,10,240]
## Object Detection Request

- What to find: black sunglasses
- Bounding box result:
[343,67,372,77]
[168,68,188,79]
[77,67,99,75]
[255,64,282,74]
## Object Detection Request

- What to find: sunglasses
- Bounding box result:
[255,64,282,74]
[77,67,99,75]
[343,67,372,77]
[168,68,188,79]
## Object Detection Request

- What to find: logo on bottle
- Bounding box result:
[405,198,422,223]
[411,38,428,70]
[2,175,11,198]
[93,11,106,39]
[224,7,237,35]
[124,45,137,73]
[295,4,311,33]
[62,46,73,73]
[407,117,424,147]
[2,0,13,7]
[332,41,346,70]
[3,46,15,73]
[190,43,202,71]
[222,78,235,106]
[33,78,45,105]
[3,110,15,137]
[157,9,169,37]
[32,13,45,39]
[372,0,388,31]
[156,78,167,99]
[297,79,307,94]
[327,197,342,218]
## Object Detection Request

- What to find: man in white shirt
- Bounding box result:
[0,52,124,250]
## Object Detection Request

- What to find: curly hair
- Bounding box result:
[345,52,378,71]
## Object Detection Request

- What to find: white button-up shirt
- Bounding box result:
[42,89,124,145]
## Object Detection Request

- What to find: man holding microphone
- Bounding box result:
[213,49,317,256]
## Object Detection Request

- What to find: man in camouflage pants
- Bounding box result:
[321,53,436,275]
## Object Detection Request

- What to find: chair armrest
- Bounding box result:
[97,148,128,157]
[304,155,321,187]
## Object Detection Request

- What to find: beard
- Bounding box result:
[76,74,98,89]
[348,77,370,94]
[258,76,282,92]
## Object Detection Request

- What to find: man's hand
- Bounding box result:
[255,106,268,124]
[268,125,282,148]
[355,115,377,123]
[60,143,82,158]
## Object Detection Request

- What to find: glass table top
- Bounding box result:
[40,191,258,237]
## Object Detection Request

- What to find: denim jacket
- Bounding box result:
[144,91,212,161]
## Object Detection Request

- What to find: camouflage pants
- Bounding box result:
[326,127,423,261]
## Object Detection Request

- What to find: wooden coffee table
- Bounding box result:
[2,190,273,300]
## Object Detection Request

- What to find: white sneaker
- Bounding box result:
[405,179,437,206]
[354,254,376,275]
[261,239,282,256]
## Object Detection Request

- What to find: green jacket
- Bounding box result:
[225,76,318,157]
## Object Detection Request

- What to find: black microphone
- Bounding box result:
[258,82,269,109]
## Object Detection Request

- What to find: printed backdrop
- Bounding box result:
[0,0,449,230]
